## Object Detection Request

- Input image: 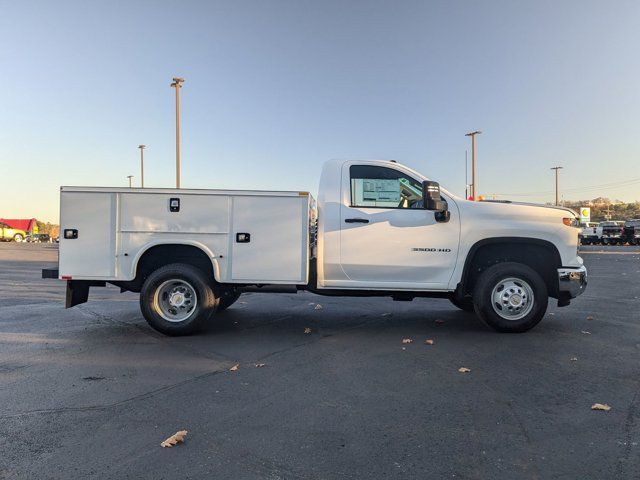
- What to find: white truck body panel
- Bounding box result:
[59,191,117,278]
[58,159,583,294]
[59,187,311,284]
[230,196,308,282]
[317,159,460,290]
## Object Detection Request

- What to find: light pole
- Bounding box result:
[464,150,468,199]
[170,77,185,188]
[126,175,134,188]
[550,166,563,206]
[465,131,482,201]
[138,145,146,188]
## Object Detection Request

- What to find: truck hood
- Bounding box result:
[478,200,578,217]
[455,198,578,226]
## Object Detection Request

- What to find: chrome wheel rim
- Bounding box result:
[491,277,534,321]
[153,279,197,322]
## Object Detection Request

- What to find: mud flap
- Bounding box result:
[65,280,106,308]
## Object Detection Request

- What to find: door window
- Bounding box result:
[350,165,423,209]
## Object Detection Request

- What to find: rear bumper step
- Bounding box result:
[41,268,59,279]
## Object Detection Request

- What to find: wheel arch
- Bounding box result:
[460,237,562,298]
[124,241,221,292]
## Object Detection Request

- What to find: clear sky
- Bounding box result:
[2,0,639,223]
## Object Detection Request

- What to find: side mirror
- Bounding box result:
[422,180,447,211]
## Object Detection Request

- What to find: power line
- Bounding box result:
[494,177,640,197]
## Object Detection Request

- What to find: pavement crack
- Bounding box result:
[0,368,226,419]
[77,305,237,363]
[253,319,374,363]
[615,390,640,478]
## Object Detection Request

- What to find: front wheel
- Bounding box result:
[140,263,218,336]
[473,262,548,333]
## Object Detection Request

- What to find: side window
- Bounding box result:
[350,165,423,209]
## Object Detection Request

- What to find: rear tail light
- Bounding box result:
[563,217,579,227]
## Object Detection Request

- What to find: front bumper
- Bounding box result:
[558,266,587,300]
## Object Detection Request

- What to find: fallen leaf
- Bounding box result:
[591,403,611,411]
[160,430,188,448]
[586,316,594,321]
[435,319,445,325]
[458,367,471,373]
[308,302,315,305]
[82,376,105,381]
[425,339,434,345]
[229,364,240,371]
[401,347,406,351]
[402,338,413,344]
[581,330,591,335]
[255,363,266,368]
[570,357,578,361]
[314,304,323,310]
[304,327,312,334]
[381,313,392,317]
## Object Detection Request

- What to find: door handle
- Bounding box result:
[345,218,369,224]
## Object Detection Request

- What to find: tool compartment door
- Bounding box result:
[231,196,308,283]
[59,192,116,278]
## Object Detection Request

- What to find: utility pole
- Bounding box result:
[170,77,185,188]
[464,150,468,199]
[465,131,482,201]
[138,145,146,188]
[550,166,563,206]
[126,175,134,188]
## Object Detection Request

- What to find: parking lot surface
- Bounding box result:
[1,243,639,479]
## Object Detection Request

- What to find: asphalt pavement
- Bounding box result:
[1,242,639,479]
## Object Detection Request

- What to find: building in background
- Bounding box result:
[0,218,38,233]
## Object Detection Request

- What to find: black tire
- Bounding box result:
[217,290,241,312]
[473,262,548,333]
[13,233,24,242]
[140,263,218,336]
[449,295,475,312]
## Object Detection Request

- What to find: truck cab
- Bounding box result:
[317,160,460,291]
[317,159,584,302]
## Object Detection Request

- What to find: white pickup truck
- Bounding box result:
[43,159,587,335]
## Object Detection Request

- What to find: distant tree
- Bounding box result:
[35,221,60,236]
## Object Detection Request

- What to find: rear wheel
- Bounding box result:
[13,234,24,242]
[473,262,548,333]
[140,263,217,336]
